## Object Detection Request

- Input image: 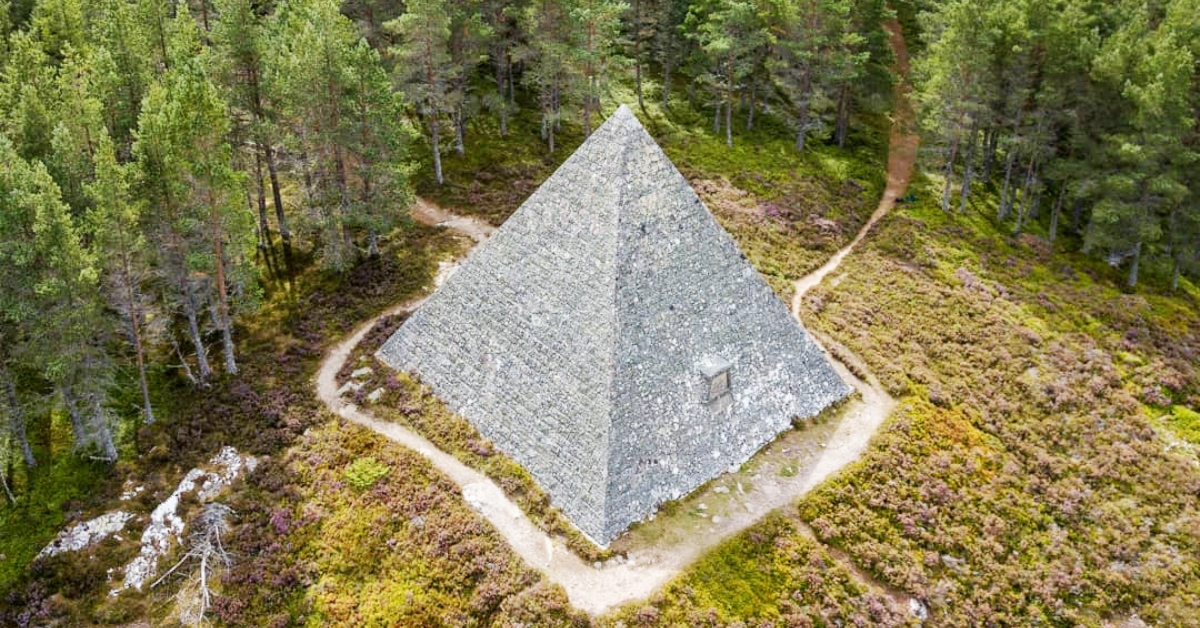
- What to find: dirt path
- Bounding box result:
[787,13,917,533]
[791,19,917,310]
[315,19,920,618]
[410,197,496,242]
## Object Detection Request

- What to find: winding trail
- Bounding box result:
[316,20,919,618]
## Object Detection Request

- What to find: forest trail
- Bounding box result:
[784,15,916,536]
[791,17,917,306]
[315,19,920,618]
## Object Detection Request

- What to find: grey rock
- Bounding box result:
[377,105,850,544]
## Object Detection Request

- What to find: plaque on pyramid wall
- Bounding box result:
[377,105,851,544]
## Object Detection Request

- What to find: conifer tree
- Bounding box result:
[212,0,292,245]
[88,132,156,424]
[0,136,116,463]
[571,0,624,136]
[388,0,454,183]
[135,54,254,378]
[521,0,575,152]
[686,0,769,148]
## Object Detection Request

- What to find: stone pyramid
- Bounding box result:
[378,105,851,544]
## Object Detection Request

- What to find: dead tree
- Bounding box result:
[153,503,234,626]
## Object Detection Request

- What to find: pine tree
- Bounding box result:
[0,135,116,463]
[686,0,769,148]
[768,0,866,152]
[571,0,624,136]
[480,0,522,135]
[521,0,575,152]
[211,0,292,245]
[88,132,156,424]
[29,0,85,63]
[276,0,410,268]
[388,0,454,183]
[134,55,254,379]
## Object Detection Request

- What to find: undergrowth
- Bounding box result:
[791,175,1200,626]
[601,512,912,627]
[0,223,473,625]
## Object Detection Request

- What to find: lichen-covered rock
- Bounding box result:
[377,105,850,544]
[37,511,135,559]
[114,446,256,594]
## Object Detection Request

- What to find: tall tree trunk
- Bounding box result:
[981,128,998,181]
[90,390,117,462]
[998,148,1017,220]
[941,139,959,213]
[959,130,977,213]
[634,0,644,111]
[1049,183,1066,243]
[583,77,593,137]
[183,277,212,383]
[746,82,756,131]
[3,371,35,467]
[1,466,14,503]
[62,385,88,448]
[661,56,672,110]
[1070,197,1085,233]
[253,148,271,249]
[725,60,734,148]
[725,99,733,148]
[116,235,154,424]
[1128,240,1142,288]
[264,145,290,243]
[170,332,197,385]
[796,112,809,152]
[128,289,154,424]
[713,101,721,134]
[209,184,237,376]
[454,107,465,155]
[334,147,352,254]
[553,85,561,132]
[1013,159,1037,236]
[429,113,444,185]
[835,83,851,148]
[507,54,515,104]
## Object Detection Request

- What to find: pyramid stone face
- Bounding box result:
[378,105,851,544]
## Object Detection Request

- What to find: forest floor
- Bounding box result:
[314,23,921,612]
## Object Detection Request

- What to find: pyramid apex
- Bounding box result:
[612,103,635,120]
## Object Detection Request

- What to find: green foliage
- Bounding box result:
[912,0,1200,287]
[343,455,390,490]
[0,449,103,590]
[219,423,586,626]
[1168,405,1200,444]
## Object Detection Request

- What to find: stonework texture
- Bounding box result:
[377,105,851,544]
